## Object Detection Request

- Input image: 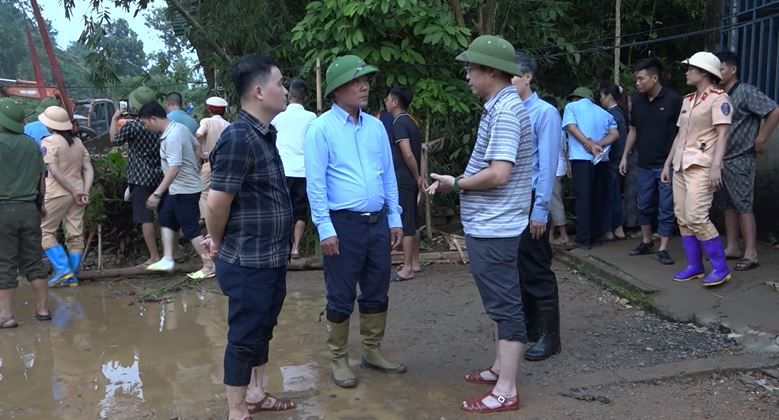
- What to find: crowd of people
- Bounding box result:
[1,32,777,418]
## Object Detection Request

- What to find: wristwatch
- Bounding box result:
[153,192,162,198]
[454,175,464,193]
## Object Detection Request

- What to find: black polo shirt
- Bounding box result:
[630,87,683,168]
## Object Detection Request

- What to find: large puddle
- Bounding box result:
[0,274,480,419]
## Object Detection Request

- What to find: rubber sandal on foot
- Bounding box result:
[246,393,295,413]
[34,311,52,321]
[734,258,759,271]
[460,389,520,413]
[0,316,18,329]
[186,269,216,280]
[464,367,499,385]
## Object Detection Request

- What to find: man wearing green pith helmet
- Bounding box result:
[304,55,406,388]
[427,35,533,413]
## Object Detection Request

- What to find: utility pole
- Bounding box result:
[30,0,74,116]
[614,0,621,84]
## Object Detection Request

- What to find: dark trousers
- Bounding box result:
[216,259,287,386]
[571,160,610,246]
[466,235,526,342]
[602,163,624,232]
[518,194,558,303]
[323,210,391,317]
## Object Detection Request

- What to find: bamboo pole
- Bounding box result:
[97,224,103,271]
[316,58,323,114]
[614,0,621,84]
[78,251,470,280]
[423,117,433,242]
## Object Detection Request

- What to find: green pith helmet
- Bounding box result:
[128,86,158,110]
[455,35,520,76]
[324,55,378,98]
[0,98,25,133]
[35,97,59,115]
[567,87,594,100]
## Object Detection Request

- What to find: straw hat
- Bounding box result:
[37,106,73,131]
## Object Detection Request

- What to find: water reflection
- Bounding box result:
[0,269,477,419]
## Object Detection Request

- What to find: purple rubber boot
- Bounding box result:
[674,236,705,282]
[699,236,732,287]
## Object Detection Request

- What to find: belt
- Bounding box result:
[0,199,33,204]
[331,208,385,224]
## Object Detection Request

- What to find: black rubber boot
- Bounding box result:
[523,298,561,361]
[522,290,538,342]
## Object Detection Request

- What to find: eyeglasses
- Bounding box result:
[347,75,375,87]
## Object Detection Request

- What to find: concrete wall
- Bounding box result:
[753,129,779,239]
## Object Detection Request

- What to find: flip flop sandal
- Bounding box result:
[186,269,216,280]
[390,272,414,282]
[0,316,19,329]
[34,311,52,321]
[246,393,295,413]
[734,258,760,271]
[464,367,499,385]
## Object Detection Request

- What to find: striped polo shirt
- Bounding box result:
[460,85,533,238]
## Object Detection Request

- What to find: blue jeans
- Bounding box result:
[323,210,391,316]
[216,260,287,386]
[636,166,675,237]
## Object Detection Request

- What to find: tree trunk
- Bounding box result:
[449,0,466,27]
[477,0,497,35]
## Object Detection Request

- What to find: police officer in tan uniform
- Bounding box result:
[39,106,94,287]
[661,52,733,287]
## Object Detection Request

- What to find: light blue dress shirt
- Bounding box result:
[24,121,50,146]
[167,109,198,135]
[562,98,617,161]
[524,92,562,224]
[304,103,402,240]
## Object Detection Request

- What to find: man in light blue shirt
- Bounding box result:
[24,98,58,145]
[24,120,50,146]
[511,52,562,362]
[562,87,619,249]
[304,55,405,389]
[165,91,198,135]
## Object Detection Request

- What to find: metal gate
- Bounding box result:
[720,0,779,100]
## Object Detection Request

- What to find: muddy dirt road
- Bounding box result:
[1,263,777,419]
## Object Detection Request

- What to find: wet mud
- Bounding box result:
[0,264,772,419]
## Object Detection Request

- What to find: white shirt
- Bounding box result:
[271,103,317,178]
[556,131,568,177]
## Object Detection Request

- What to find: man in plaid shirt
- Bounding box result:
[203,54,295,418]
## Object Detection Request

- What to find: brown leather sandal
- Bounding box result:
[246,393,295,413]
[464,367,499,385]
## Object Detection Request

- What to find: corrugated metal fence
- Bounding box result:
[720,0,779,100]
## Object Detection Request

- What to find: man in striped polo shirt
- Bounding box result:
[428,35,533,414]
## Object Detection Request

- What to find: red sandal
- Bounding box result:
[246,393,295,414]
[464,367,499,385]
[460,389,520,413]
